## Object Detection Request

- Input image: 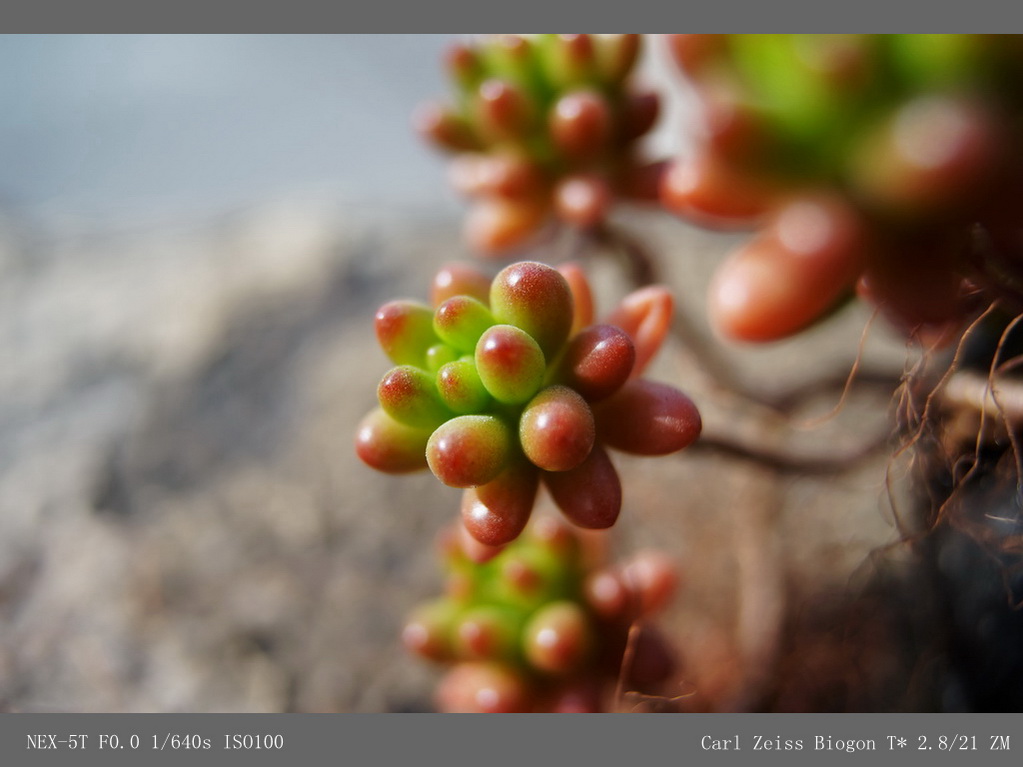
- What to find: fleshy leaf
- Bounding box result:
[354,407,431,474]
[402,600,460,662]
[431,262,493,307]
[378,365,453,430]
[490,261,574,358]
[461,460,539,547]
[556,324,635,402]
[604,285,674,377]
[519,385,595,472]
[427,414,514,488]
[593,379,701,455]
[543,444,621,529]
[434,295,496,352]
[435,661,531,713]
[375,300,440,367]
[475,324,546,405]
[521,601,593,673]
[437,359,493,414]
[557,262,595,336]
[453,605,523,662]
[549,90,611,161]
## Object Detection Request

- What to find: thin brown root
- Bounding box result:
[618,686,697,712]
[768,367,902,414]
[613,621,642,711]
[791,308,882,430]
[995,352,1023,377]
[891,337,931,438]
[894,302,1000,461]
[985,312,1023,496]
[941,371,1023,425]
[930,402,992,530]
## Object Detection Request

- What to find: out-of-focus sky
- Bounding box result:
[0,35,456,221]
[0,34,686,224]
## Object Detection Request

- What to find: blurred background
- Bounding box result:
[0,35,458,220]
[0,35,969,712]
[0,33,481,712]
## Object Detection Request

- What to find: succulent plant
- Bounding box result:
[416,34,662,256]
[403,517,680,712]
[661,34,1023,342]
[355,260,701,548]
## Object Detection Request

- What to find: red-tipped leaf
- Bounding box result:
[593,379,701,455]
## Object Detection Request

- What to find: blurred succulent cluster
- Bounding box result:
[403,518,679,712]
[662,34,1023,342]
[416,34,662,256]
[355,259,700,549]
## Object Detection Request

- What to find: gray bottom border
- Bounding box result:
[3,713,1021,766]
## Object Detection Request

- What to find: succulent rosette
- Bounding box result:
[403,517,679,713]
[661,34,1023,342]
[356,260,701,547]
[416,34,662,255]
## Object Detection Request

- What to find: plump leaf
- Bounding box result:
[604,286,673,377]
[375,300,440,367]
[519,385,595,472]
[556,324,635,402]
[461,460,539,547]
[475,324,546,405]
[543,444,621,529]
[377,365,453,429]
[354,407,431,474]
[593,379,701,455]
[490,261,574,357]
[427,414,514,488]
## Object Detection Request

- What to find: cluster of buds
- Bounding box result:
[416,34,662,256]
[404,517,680,712]
[662,34,1023,342]
[355,260,701,549]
